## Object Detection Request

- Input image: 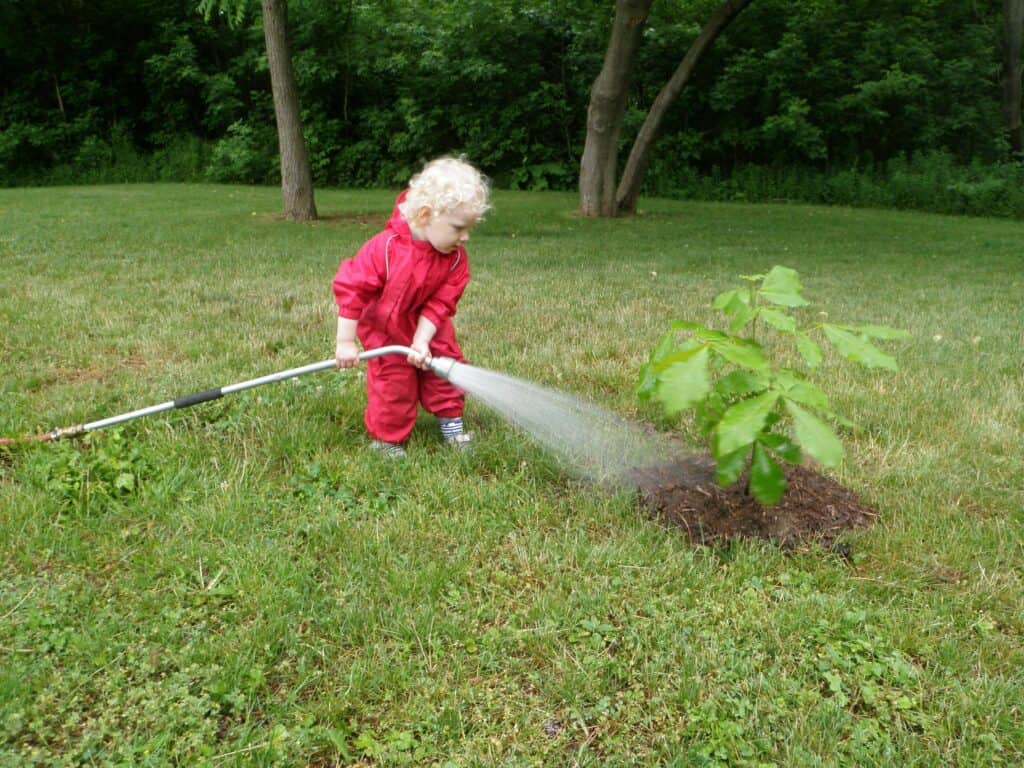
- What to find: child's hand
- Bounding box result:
[408,341,432,370]
[336,339,361,369]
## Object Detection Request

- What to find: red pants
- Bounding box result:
[362,332,464,444]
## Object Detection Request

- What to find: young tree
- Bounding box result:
[200,0,317,221]
[578,0,653,217]
[1002,0,1024,153]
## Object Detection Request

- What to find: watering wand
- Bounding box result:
[0,346,459,446]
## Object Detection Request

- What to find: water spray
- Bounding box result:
[0,346,456,446]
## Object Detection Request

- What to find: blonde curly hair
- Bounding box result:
[398,156,491,222]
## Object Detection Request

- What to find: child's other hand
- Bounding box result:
[408,341,431,370]
[336,339,360,369]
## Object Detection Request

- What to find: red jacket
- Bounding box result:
[333,191,469,354]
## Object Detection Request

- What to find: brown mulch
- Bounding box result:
[631,454,876,549]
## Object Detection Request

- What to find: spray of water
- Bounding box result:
[445,362,697,491]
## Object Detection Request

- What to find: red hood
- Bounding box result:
[386,190,412,239]
[385,189,455,256]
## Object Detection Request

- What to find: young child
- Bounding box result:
[333,156,490,458]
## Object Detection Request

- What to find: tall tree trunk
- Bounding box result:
[578,0,652,217]
[1002,0,1024,154]
[262,0,317,221]
[617,0,754,214]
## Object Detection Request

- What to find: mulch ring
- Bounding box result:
[632,454,876,549]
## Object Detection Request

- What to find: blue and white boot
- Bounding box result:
[439,417,472,451]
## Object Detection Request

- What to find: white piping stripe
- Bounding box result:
[385,234,397,279]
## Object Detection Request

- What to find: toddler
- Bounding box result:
[333,156,490,458]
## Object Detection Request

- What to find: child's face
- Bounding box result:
[417,205,478,254]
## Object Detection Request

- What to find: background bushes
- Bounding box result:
[1,0,1020,217]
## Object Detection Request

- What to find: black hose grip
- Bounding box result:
[174,388,224,409]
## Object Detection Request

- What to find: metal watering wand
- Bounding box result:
[0,346,459,446]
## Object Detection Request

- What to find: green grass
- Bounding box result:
[1,184,1022,766]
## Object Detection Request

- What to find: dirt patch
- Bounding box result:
[633,454,876,548]
[254,212,385,226]
[0,445,14,482]
[320,212,386,226]
[62,353,150,385]
[63,363,112,384]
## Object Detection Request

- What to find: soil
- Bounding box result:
[257,211,385,226]
[632,454,876,549]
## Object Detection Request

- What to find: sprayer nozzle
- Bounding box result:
[428,356,458,380]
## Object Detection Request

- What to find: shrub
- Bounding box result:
[654,152,1024,219]
[206,121,276,184]
[639,266,908,504]
[152,136,211,182]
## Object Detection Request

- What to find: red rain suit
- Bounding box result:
[332,192,468,443]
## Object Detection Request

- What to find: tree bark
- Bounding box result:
[262,0,317,221]
[53,74,66,121]
[578,0,653,217]
[1002,0,1024,154]
[616,0,754,214]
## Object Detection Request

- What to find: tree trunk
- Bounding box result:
[1002,0,1024,154]
[262,0,317,221]
[617,0,754,214]
[53,74,66,121]
[578,0,652,217]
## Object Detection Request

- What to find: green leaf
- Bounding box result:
[822,325,898,370]
[655,347,711,415]
[387,730,416,751]
[759,266,809,307]
[728,302,758,333]
[759,432,802,464]
[759,308,797,333]
[709,337,769,371]
[693,328,731,344]
[796,332,823,369]
[354,730,386,758]
[715,370,769,396]
[714,444,749,486]
[713,289,757,331]
[712,288,749,311]
[637,361,657,400]
[785,401,844,468]
[650,330,677,362]
[750,442,786,504]
[638,331,676,399]
[695,393,726,435]
[778,379,830,411]
[651,341,704,372]
[715,391,780,455]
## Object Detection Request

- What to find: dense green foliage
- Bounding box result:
[1,0,1021,214]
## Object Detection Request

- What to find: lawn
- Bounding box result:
[1,184,1022,766]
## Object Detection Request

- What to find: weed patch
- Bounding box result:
[29,430,150,514]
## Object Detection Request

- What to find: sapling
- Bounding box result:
[638,266,908,504]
